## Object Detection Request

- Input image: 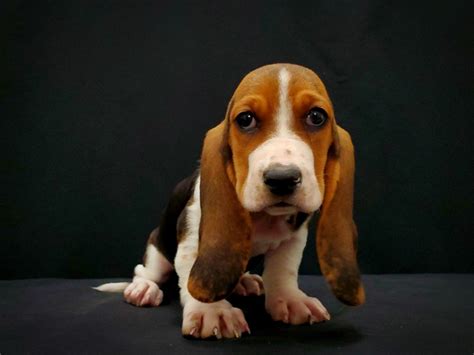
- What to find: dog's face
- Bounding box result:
[226,64,335,215]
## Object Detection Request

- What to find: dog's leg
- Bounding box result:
[262,227,331,324]
[175,237,250,339]
[175,188,250,339]
[123,227,174,307]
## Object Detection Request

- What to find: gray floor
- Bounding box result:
[1,274,473,354]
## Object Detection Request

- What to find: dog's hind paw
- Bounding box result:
[233,272,264,296]
[123,277,163,307]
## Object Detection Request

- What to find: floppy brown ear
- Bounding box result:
[187,121,252,303]
[316,126,365,306]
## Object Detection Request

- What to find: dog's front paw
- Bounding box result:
[123,277,163,307]
[265,288,330,325]
[233,272,264,296]
[182,300,250,339]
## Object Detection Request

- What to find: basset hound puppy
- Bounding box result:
[96,63,365,339]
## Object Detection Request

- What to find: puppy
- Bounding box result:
[96,63,365,339]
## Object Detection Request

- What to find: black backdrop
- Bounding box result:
[2,1,473,279]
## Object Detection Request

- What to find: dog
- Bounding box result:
[95,63,365,339]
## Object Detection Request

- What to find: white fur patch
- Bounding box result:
[276,67,292,136]
[134,244,173,283]
[262,225,308,290]
[250,214,296,256]
[262,224,330,324]
[174,176,201,305]
[93,282,130,293]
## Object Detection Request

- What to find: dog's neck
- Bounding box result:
[249,211,309,257]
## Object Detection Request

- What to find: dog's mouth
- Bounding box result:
[264,201,298,216]
[273,201,292,207]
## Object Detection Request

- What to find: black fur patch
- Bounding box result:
[153,169,199,263]
[287,212,311,230]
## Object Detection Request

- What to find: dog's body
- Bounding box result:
[96,64,365,339]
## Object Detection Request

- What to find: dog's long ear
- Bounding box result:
[187,121,252,303]
[316,126,365,306]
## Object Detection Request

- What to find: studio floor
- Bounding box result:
[1,274,473,354]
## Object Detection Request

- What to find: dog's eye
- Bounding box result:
[305,108,327,129]
[235,112,257,131]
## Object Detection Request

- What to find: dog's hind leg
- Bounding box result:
[94,172,199,306]
[122,227,174,307]
[94,228,173,307]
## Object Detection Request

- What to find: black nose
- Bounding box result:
[263,164,302,196]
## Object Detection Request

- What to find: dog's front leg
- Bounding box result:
[174,233,250,339]
[262,227,331,324]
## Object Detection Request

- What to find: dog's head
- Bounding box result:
[188,64,365,306]
[229,64,334,215]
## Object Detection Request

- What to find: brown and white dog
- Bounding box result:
[96,63,365,339]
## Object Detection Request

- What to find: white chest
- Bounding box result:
[250,214,296,256]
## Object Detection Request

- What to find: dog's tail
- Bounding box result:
[92,282,130,293]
